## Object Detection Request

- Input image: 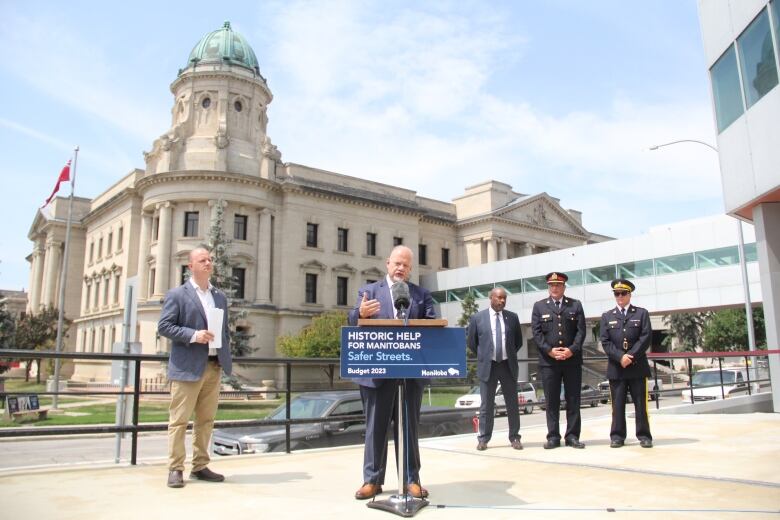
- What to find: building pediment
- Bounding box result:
[332,263,356,274]
[361,267,384,278]
[495,194,587,236]
[300,259,326,272]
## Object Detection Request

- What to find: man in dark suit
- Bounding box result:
[467,287,523,451]
[600,279,653,448]
[158,246,233,488]
[531,272,586,449]
[348,245,436,500]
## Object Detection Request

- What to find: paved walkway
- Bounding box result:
[1,413,778,519]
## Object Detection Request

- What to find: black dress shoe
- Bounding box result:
[167,470,184,488]
[511,439,523,450]
[190,467,225,482]
[640,438,653,448]
[543,439,561,449]
[476,441,488,451]
[610,439,624,448]
[565,438,585,449]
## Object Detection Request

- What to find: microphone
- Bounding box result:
[391,281,410,314]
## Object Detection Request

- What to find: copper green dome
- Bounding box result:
[186,21,261,74]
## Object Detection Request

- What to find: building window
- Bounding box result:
[366,279,377,285]
[99,327,106,353]
[305,273,317,303]
[97,238,103,259]
[393,236,403,247]
[103,278,110,306]
[306,223,318,248]
[711,45,744,132]
[366,233,377,256]
[233,267,246,299]
[114,274,121,303]
[89,242,94,264]
[110,326,116,349]
[117,226,123,250]
[107,232,113,255]
[149,268,156,295]
[181,265,189,285]
[737,8,778,108]
[418,244,428,266]
[152,217,160,241]
[84,284,91,311]
[94,280,100,308]
[184,211,199,237]
[441,248,450,269]
[234,214,248,241]
[337,227,349,252]
[80,330,87,352]
[337,276,348,306]
[90,329,96,352]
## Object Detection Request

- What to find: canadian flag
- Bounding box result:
[42,160,71,208]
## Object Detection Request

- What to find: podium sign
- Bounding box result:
[340,326,466,379]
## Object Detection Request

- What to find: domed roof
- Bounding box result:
[186,21,261,74]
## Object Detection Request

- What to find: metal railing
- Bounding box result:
[0,348,776,463]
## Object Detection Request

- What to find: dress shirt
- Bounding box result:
[490,309,506,361]
[189,277,217,356]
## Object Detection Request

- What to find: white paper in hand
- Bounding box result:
[207,308,224,349]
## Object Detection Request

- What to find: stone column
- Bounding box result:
[41,239,62,308]
[498,239,508,261]
[486,238,497,263]
[255,208,272,303]
[29,242,45,311]
[522,243,535,256]
[136,211,152,300]
[154,202,173,297]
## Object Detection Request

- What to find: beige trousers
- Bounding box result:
[167,361,221,472]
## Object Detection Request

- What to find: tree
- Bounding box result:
[0,296,16,375]
[701,307,766,352]
[662,312,708,352]
[277,311,347,387]
[457,291,479,383]
[206,200,254,358]
[456,291,479,327]
[13,306,68,383]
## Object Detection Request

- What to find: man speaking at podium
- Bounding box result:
[348,245,436,500]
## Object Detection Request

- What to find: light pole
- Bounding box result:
[649,139,756,352]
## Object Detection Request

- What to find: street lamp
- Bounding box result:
[649,139,756,352]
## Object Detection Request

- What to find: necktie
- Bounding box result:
[621,308,627,318]
[494,312,503,363]
[555,300,561,311]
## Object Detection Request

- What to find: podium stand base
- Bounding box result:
[367,494,429,517]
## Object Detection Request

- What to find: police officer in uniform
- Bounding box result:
[599,279,653,448]
[531,272,586,449]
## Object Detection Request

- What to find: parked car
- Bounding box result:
[680,367,751,402]
[598,379,663,404]
[455,382,536,415]
[539,384,601,410]
[213,391,475,456]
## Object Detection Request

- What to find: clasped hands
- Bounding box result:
[549,347,573,361]
[620,353,634,368]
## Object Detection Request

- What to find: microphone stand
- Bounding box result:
[368,304,428,517]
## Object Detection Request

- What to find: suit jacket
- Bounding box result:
[531,296,585,368]
[347,278,436,388]
[600,305,652,379]
[158,282,233,381]
[467,308,522,382]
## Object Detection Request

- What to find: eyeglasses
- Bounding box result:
[613,291,629,297]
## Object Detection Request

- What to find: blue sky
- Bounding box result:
[0,0,724,290]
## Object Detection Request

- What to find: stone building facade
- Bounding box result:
[26,22,607,385]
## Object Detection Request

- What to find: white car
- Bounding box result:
[681,367,751,402]
[454,383,534,415]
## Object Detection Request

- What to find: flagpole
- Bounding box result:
[52,146,78,409]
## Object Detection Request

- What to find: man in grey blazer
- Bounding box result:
[347,245,436,500]
[158,246,233,488]
[467,287,523,451]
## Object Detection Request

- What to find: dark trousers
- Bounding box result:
[609,377,652,442]
[477,360,521,443]
[540,364,582,441]
[360,379,423,485]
